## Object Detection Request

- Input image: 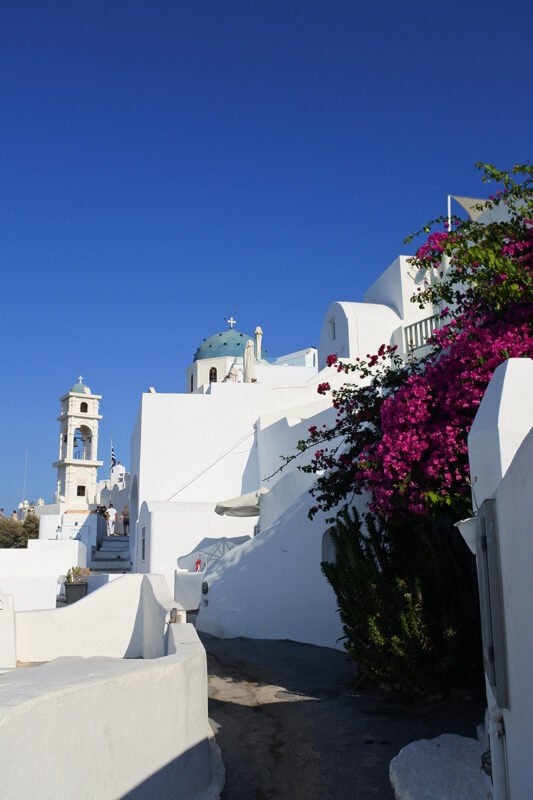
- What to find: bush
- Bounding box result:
[322,508,483,699]
[0,514,39,548]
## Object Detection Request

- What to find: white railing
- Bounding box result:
[403,314,440,354]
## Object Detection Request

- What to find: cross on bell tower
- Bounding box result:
[53,377,103,507]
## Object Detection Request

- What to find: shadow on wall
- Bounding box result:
[122,737,219,800]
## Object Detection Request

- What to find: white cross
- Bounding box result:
[227,317,237,329]
[78,375,84,383]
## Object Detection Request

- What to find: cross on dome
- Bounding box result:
[227,317,237,329]
[78,375,84,383]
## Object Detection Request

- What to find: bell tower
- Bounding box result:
[53,377,103,508]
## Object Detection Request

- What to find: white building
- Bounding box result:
[129,256,439,646]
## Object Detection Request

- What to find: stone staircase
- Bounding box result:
[90,535,132,573]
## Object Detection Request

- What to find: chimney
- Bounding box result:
[254,326,263,361]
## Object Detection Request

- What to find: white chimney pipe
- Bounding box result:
[254,326,263,361]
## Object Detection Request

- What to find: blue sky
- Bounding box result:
[1,0,531,511]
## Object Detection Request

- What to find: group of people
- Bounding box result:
[0,508,18,521]
[96,503,129,536]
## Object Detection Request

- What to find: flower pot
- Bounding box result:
[64,582,88,604]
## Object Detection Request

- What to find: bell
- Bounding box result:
[73,437,79,448]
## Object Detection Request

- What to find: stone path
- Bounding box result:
[201,634,484,800]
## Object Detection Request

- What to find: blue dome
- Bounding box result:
[194,329,269,362]
[71,379,91,394]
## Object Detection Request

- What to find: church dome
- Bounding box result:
[71,378,91,395]
[193,329,269,362]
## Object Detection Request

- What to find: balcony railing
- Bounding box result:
[404,314,441,354]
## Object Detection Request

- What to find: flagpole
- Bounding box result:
[22,449,28,505]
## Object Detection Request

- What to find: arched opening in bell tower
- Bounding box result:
[73,425,93,461]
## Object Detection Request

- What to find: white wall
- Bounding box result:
[196,487,344,650]
[0,595,16,669]
[363,255,428,324]
[0,540,86,611]
[465,358,533,799]
[468,359,533,508]
[0,622,219,800]
[15,574,146,662]
[493,428,533,799]
[318,300,401,368]
[137,500,254,593]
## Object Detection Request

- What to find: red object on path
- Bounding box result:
[195,558,202,572]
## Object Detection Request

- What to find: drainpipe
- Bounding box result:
[254,326,263,361]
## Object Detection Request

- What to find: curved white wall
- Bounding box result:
[318,300,401,369]
[0,623,219,800]
[196,488,344,650]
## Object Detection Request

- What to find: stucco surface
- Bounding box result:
[468,358,533,507]
[0,624,219,800]
[493,426,533,798]
[196,489,345,650]
[389,734,492,799]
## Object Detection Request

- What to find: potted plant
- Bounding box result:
[64,566,88,604]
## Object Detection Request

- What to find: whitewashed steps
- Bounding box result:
[90,535,132,573]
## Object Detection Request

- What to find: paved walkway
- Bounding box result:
[201,634,484,800]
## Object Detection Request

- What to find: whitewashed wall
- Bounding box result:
[0,540,86,611]
[466,358,533,799]
[197,487,344,650]
[318,299,401,368]
[136,500,253,593]
[0,621,220,800]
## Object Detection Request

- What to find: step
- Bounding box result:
[91,561,131,575]
[89,560,133,571]
[99,542,130,552]
[92,551,130,562]
[101,536,129,544]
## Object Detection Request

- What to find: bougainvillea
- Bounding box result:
[282,162,533,524]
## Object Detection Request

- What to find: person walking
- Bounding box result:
[106,503,117,535]
[121,506,130,536]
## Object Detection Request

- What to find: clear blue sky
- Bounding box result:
[1,0,531,512]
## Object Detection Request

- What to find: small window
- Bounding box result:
[190,375,193,392]
[322,529,337,564]
[80,402,88,413]
[329,318,336,341]
[77,485,86,497]
[141,526,146,561]
[209,367,217,383]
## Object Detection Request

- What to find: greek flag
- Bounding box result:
[111,442,116,471]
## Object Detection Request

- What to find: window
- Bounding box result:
[141,526,146,561]
[80,402,88,413]
[77,485,86,497]
[190,375,194,392]
[209,367,217,383]
[329,317,336,341]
